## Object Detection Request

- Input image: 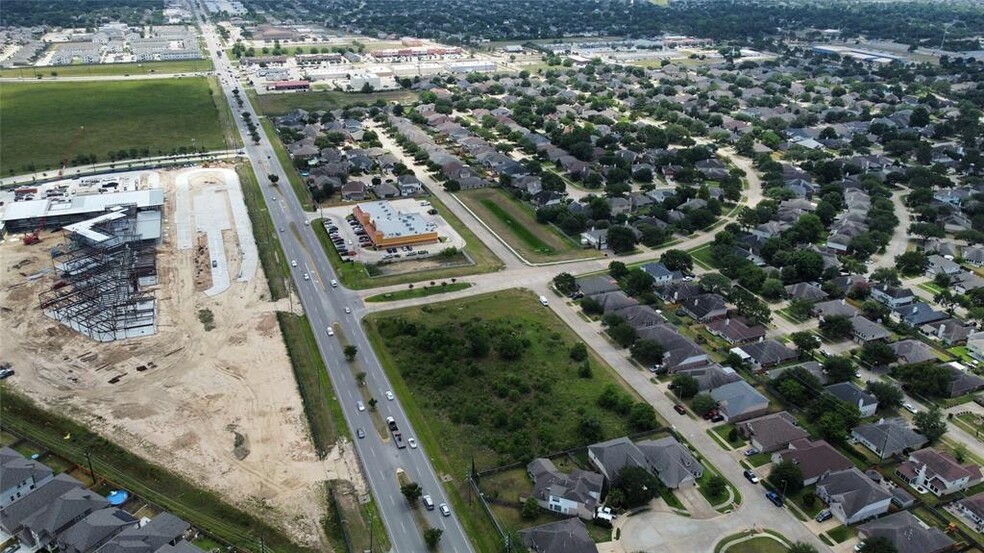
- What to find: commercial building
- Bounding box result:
[351,200,439,248]
[1,189,164,233]
[267,80,310,91]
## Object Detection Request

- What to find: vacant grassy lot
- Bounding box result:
[365,282,471,302]
[254,89,418,115]
[365,290,650,552]
[458,188,599,263]
[0,388,310,553]
[0,78,225,174]
[0,59,212,78]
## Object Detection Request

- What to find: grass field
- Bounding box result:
[0,388,310,553]
[723,536,788,553]
[0,78,226,174]
[312,193,503,289]
[253,89,418,115]
[237,165,290,300]
[365,290,649,552]
[365,282,472,302]
[458,188,599,263]
[0,59,213,78]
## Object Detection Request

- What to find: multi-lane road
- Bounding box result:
[192,9,475,553]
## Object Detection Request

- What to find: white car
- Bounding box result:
[344,307,352,314]
[330,279,338,288]
[385,390,394,401]
[903,402,918,414]
[408,437,418,449]
[326,327,334,336]
[291,260,297,267]
[440,503,450,517]
[303,273,310,281]
[357,400,365,412]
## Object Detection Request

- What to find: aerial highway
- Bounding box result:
[192,7,476,553]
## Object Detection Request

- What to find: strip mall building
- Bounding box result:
[352,200,438,248]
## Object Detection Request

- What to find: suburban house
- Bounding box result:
[895,448,983,497]
[815,467,892,525]
[888,340,938,365]
[580,228,607,250]
[340,181,367,201]
[892,302,948,327]
[926,254,962,276]
[945,364,984,397]
[709,380,769,422]
[733,340,797,370]
[614,305,666,330]
[397,174,423,196]
[968,331,984,362]
[772,439,853,486]
[18,486,110,549]
[870,285,915,309]
[640,262,684,284]
[638,324,709,372]
[0,446,54,508]
[850,316,891,344]
[825,382,878,417]
[857,511,954,553]
[97,512,193,553]
[965,246,984,267]
[706,317,767,345]
[519,518,598,553]
[0,474,83,539]
[921,319,970,346]
[851,419,928,460]
[767,361,827,385]
[594,291,639,314]
[56,509,138,553]
[526,458,603,520]
[957,491,984,533]
[784,282,828,302]
[587,436,703,489]
[656,282,703,303]
[679,294,729,322]
[811,299,859,319]
[675,364,742,392]
[576,276,620,297]
[737,412,808,453]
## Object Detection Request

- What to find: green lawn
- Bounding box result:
[825,524,853,544]
[364,290,651,552]
[254,89,418,115]
[1,78,226,174]
[722,537,788,553]
[458,188,599,263]
[688,244,716,270]
[365,282,471,302]
[0,58,212,78]
[237,165,290,300]
[711,423,745,449]
[746,452,773,468]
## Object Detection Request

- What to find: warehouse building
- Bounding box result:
[1,189,164,234]
[351,200,439,248]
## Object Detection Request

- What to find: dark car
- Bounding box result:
[815,510,833,522]
[356,428,366,439]
[743,469,759,484]
[673,404,687,415]
[766,491,783,507]
[710,414,725,423]
[0,368,14,379]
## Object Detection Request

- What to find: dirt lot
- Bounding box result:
[0,167,364,548]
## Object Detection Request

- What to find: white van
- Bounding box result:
[539,295,549,307]
[422,495,435,510]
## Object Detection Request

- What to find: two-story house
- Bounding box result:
[895,448,983,497]
[526,458,603,520]
[1,447,54,508]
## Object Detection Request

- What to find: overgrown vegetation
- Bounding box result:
[198,308,215,331]
[237,164,290,300]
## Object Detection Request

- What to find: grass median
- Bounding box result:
[0,388,310,553]
[365,282,472,302]
[237,164,290,300]
[258,117,314,211]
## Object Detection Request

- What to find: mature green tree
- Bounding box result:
[521,497,540,520]
[816,411,851,442]
[625,269,655,296]
[692,394,717,416]
[768,461,804,496]
[610,466,661,509]
[609,261,629,278]
[660,249,693,272]
[700,273,732,294]
[790,331,820,354]
[401,481,422,503]
[553,272,577,295]
[914,406,947,444]
[909,106,930,128]
[760,278,786,301]
[424,527,443,549]
[867,381,904,408]
[895,251,929,275]
[788,298,815,320]
[628,403,658,431]
[822,356,856,383]
[819,315,854,340]
[344,345,358,361]
[630,339,665,365]
[860,342,897,367]
[870,268,901,287]
[570,342,588,361]
[608,322,638,348]
[672,374,700,399]
[607,225,638,254]
[705,475,727,499]
[581,296,603,315]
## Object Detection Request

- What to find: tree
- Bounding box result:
[909,106,930,128]
[672,374,699,399]
[628,403,658,431]
[870,268,901,287]
[607,226,637,254]
[914,406,947,444]
[788,543,819,553]
[954,442,968,464]
[630,339,665,365]
[691,394,717,416]
[570,342,588,361]
[790,331,820,354]
[894,251,928,276]
[867,381,904,409]
[822,356,856,383]
[705,475,727,499]
[608,322,638,348]
[268,174,279,184]
[368,397,378,410]
[423,527,443,549]
[859,342,896,367]
[401,481,422,504]
[625,269,655,296]
[788,298,815,320]
[356,372,367,385]
[819,315,854,340]
[521,497,540,520]
[858,536,898,553]
[344,345,358,361]
[816,411,851,442]
[768,460,804,496]
[609,466,661,509]
[554,272,577,295]
[660,249,693,273]
[609,261,628,278]
[700,273,732,295]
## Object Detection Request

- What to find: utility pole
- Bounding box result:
[84,448,96,484]
[368,511,374,552]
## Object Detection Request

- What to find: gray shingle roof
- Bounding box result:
[0,446,53,491]
[852,418,927,458]
[710,380,769,420]
[825,382,878,410]
[520,518,598,553]
[57,509,137,553]
[97,512,191,553]
[0,473,83,533]
[816,467,891,520]
[858,511,954,553]
[636,437,703,489]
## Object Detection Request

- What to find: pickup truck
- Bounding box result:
[386,417,407,449]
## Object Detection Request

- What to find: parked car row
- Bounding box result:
[325,220,356,261]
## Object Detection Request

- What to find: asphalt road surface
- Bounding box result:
[192,9,475,553]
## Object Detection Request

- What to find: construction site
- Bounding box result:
[0,165,364,548]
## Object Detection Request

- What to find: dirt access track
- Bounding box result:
[0,166,363,548]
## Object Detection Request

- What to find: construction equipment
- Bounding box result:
[22,228,41,245]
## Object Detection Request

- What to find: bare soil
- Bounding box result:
[0,167,365,549]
